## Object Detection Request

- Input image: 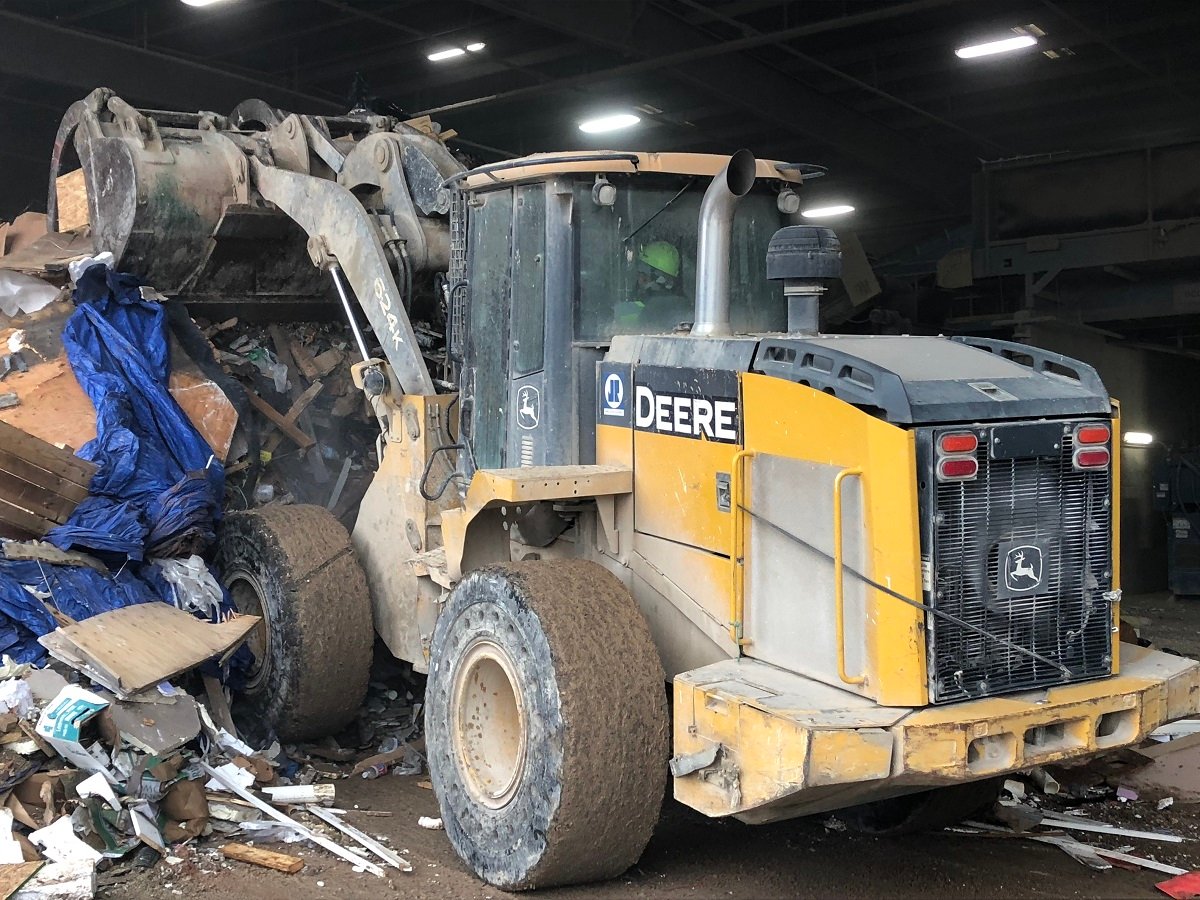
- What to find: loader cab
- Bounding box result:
[453,152,804,475]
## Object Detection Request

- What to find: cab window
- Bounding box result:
[575,175,788,342]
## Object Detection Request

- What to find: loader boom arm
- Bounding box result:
[250,158,435,396]
[49,88,464,391]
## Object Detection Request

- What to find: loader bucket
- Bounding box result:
[49,88,334,318]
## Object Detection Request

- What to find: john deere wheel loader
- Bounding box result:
[52,88,1200,890]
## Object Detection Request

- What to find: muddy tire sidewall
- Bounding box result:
[216,504,374,744]
[426,560,667,890]
[428,571,563,888]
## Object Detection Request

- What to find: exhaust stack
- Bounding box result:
[693,149,757,337]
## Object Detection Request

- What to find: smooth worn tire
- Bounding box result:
[216,504,374,743]
[837,778,1002,835]
[426,559,668,891]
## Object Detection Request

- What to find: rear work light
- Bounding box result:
[938,456,979,480]
[939,432,979,454]
[936,430,980,481]
[1075,424,1111,445]
[1073,447,1111,470]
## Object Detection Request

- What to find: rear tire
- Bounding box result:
[426,560,668,890]
[837,778,1002,835]
[216,504,373,743]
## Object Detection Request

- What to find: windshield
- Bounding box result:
[575,175,790,342]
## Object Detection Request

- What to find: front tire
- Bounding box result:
[426,560,668,890]
[216,504,374,743]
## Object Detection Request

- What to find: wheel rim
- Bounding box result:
[225,570,272,693]
[450,638,528,809]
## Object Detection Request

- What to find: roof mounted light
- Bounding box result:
[955,34,1038,59]
[801,204,854,218]
[466,42,486,52]
[579,113,641,134]
[181,0,234,6]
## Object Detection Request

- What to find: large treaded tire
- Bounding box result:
[216,504,373,743]
[426,560,668,890]
[837,778,1002,835]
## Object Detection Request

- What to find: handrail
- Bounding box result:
[834,467,867,685]
[443,152,642,188]
[728,449,756,647]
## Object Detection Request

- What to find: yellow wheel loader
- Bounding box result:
[52,88,1200,890]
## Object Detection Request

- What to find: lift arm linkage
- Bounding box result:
[250,158,435,396]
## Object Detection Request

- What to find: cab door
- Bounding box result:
[461,183,548,471]
[506,184,548,467]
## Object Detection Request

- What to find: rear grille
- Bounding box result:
[928,423,1113,703]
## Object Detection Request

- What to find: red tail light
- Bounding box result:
[1076,424,1110,445]
[938,457,979,480]
[1073,447,1110,470]
[939,432,979,454]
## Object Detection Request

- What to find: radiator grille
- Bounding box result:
[929,424,1113,703]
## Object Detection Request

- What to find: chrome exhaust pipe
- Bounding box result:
[693,149,757,337]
